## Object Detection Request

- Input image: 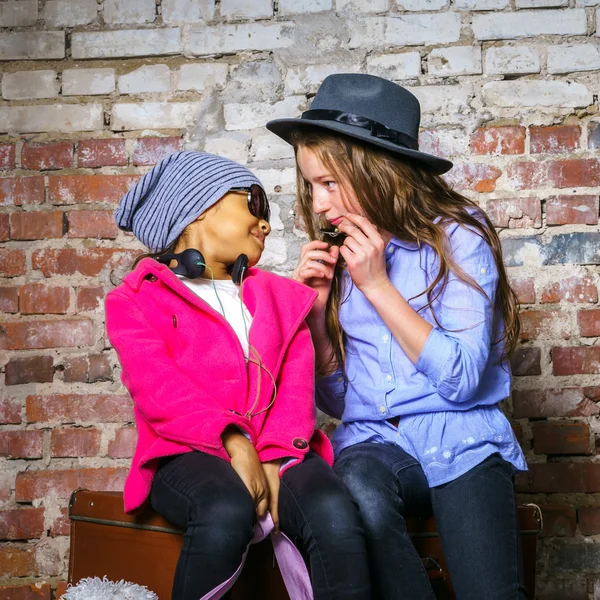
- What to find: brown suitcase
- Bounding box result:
[67,489,541,600]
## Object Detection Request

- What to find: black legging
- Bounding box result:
[150,450,371,600]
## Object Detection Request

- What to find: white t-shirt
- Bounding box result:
[177,276,252,358]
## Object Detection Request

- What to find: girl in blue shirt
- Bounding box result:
[267,74,528,599]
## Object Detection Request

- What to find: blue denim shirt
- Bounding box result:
[316,219,527,487]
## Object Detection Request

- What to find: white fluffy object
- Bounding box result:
[62,577,159,600]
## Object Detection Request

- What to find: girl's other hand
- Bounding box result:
[262,460,282,532]
[337,213,390,297]
[222,428,269,518]
[293,240,340,317]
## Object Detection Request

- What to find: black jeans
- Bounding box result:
[150,450,371,600]
[334,443,527,600]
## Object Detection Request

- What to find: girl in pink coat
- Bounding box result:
[105,151,371,600]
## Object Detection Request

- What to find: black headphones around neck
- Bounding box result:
[157,249,249,285]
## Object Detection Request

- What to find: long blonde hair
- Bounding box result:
[290,128,520,372]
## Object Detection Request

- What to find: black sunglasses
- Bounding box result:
[230,185,270,223]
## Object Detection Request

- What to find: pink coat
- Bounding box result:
[105,258,334,514]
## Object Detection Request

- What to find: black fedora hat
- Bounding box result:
[266,73,453,175]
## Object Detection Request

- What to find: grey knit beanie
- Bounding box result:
[115,151,263,252]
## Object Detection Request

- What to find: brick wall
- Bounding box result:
[0,0,598,598]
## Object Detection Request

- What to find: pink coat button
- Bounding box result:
[293,438,308,449]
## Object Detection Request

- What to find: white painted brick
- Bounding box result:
[162,0,215,23]
[0,104,103,134]
[350,14,461,48]
[482,81,592,108]
[220,0,272,19]
[226,61,281,102]
[43,0,97,26]
[336,0,389,11]
[516,0,567,6]
[397,0,448,10]
[578,0,599,4]
[428,46,482,76]
[2,70,57,100]
[176,63,229,91]
[455,0,508,7]
[547,44,600,74]
[598,9,600,34]
[225,96,304,131]
[419,128,468,159]
[112,102,201,131]
[472,9,586,40]
[62,68,116,96]
[407,84,473,114]
[119,65,171,94]
[285,64,362,95]
[279,0,332,16]
[72,29,181,59]
[484,46,540,75]
[367,53,421,80]
[251,130,295,162]
[251,167,297,194]
[0,31,65,61]
[0,1,37,26]
[188,23,295,55]
[204,132,250,164]
[103,0,156,24]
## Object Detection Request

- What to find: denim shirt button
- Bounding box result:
[379,406,386,413]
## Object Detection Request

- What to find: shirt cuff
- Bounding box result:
[316,368,346,396]
[415,326,453,387]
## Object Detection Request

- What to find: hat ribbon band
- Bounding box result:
[301,109,418,151]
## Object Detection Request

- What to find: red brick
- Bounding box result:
[0,212,8,241]
[0,287,19,313]
[486,197,541,228]
[26,394,133,423]
[0,430,43,459]
[470,126,526,155]
[32,248,137,278]
[56,582,68,599]
[578,309,600,337]
[533,421,591,455]
[51,428,101,457]
[509,277,536,304]
[0,177,45,206]
[443,163,502,193]
[0,319,93,350]
[541,276,597,304]
[15,467,128,501]
[506,161,549,190]
[9,212,64,241]
[0,508,45,540]
[63,354,112,382]
[553,346,600,376]
[0,545,38,577]
[578,506,600,535]
[108,427,137,458]
[0,473,10,501]
[515,462,600,493]
[5,356,54,385]
[50,507,69,537]
[510,347,541,376]
[133,137,183,166]
[513,387,600,419]
[0,399,21,424]
[548,158,600,189]
[22,142,74,171]
[48,175,139,205]
[520,310,570,341]
[546,195,599,226]
[530,125,581,154]
[19,284,70,315]
[0,583,51,599]
[76,286,104,312]
[0,249,26,277]
[0,144,16,170]
[78,138,128,168]
[536,504,576,537]
[67,210,119,239]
